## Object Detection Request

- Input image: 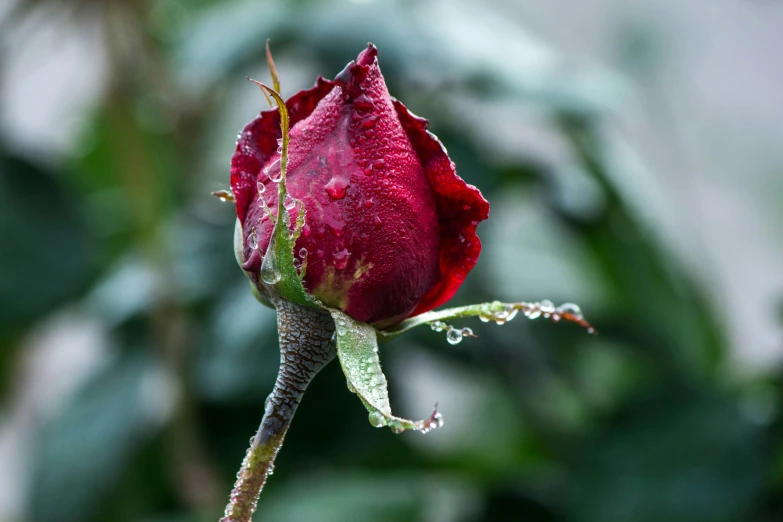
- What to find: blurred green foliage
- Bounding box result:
[1,0,782,521]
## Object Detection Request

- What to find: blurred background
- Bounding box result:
[2,0,783,521]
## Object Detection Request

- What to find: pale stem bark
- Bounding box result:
[219,300,335,522]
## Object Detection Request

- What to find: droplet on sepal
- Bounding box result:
[446,329,462,345]
[284,194,296,210]
[212,189,235,202]
[260,253,281,284]
[431,321,447,332]
[264,158,282,182]
[368,411,387,428]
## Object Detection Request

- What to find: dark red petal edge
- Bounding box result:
[230,76,336,227]
[393,99,490,317]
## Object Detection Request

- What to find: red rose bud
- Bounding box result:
[230,44,489,326]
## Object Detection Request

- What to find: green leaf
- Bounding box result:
[330,309,442,434]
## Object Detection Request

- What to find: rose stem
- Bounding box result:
[219,300,335,522]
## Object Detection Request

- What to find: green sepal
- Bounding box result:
[330,309,443,434]
[378,299,594,343]
[250,81,318,310]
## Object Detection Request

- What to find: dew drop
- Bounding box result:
[390,423,405,435]
[353,94,375,111]
[363,198,374,208]
[333,248,351,270]
[373,159,384,170]
[557,302,584,319]
[361,116,377,129]
[261,266,281,285]
[328,223,345,237]
[260,251,281,284]
[256,180,266,195]
[373,215,382,228]
[430,321,446,332]
[463,204,471,211]
[461,327,473,337]
[325,175,350,199]
[446,329,463,345]
[284,194,296,210]
[248,229,259,250]
[298,247,308,258]
[526,308,542,320]
[264,158,282,182]
[365,129,374,138]
[368,411,387,428]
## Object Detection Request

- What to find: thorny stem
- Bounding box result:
[219,300,335,522]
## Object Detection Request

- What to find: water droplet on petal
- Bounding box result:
[353,94,375,111]
[363,198,374,208]
[333,248,351,270]
[361,116,377,129]
[373,215,382,228]
[256,180,266,195]
[298,247,307,258]
[248,229,259,250]
[328,223,345,237]
[325,175,350,199]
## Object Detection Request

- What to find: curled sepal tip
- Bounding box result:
[212,189,235,202]
[247,79,313,308]
[331,309,444,435]
[380,299,596,342]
